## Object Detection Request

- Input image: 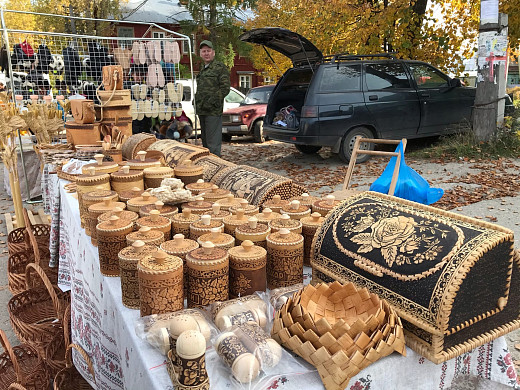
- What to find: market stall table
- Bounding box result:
[50,176,520,390]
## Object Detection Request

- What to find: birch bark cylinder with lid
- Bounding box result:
[215,194,242,211]
[138,249,184,316]
[186,242,229,309]
[266,228,304,289]
[118,240,157,309]
[197,227,235,251]
[127,191,159,212]
[160,234,199,296]
[88,198,126,246]
[253,208,281,225]
[312,194,341,216]
[126,226,164,246]
[96,215,134,276]
[174,160,203,185]
[76,167,110,227]
[235,217,271,248]
[206,203,231,223]
[125,150,161,170]
[143,166,174,189]
[118,186,145,203]
[261,195,288,214]
[171,208,201,237]
[182,196,213,215]
[140,201,178,220]
[185,179,213,196]
[228,240,267,298]
[136,209,172,241]
[110,165,144,193]
[174,330,209,388]
[222,209,249,236]
[289,192,319,208]
[229,199,259,216]
[268,213,303,234]
[300,212,325,267]
[280,200,311,220]
[98,207,138,230]
[200,184,230,202]
[189,215,224,241]
[82,186,119,235]
[81,153,120,174]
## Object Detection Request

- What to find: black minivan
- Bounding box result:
[239,28,476,162]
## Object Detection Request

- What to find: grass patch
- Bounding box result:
[408,108,520,160]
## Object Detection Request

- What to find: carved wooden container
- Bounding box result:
[110,165,144,193]
[266,228,304,289]
[126,226,164,246]
[136,210,172,241]
[97,216,134,276]
[268,214,303,234]
[300,212,325,267]
[172,208,201,237]
[235,218,270,249]
[161,234,199,296]
[88,198,126,246]
[189,215,224,241]
[228,241,267,298]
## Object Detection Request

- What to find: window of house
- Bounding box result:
[182,35,195,54]
[264,76,273,84]
[152,31,165,39]
[239,75,252,90]
[118,27,134,38]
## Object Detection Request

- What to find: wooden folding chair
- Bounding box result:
[332,138,407,200]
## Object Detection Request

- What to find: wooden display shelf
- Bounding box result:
[4,208,50,233]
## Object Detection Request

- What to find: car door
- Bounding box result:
[363,62,421,138]
[407,62,475,135]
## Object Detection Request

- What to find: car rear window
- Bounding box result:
[365,63,411,90]
[318,64,361,92]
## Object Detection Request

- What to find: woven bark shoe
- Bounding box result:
[152,88,159,102]
[140,84,148,100]
[154,40,162,63]
[152,100,160,118]
[166,103,174,118]
[156,65,165,88]
[159,103,166,120]
[144,99,152,118]
[131,84,140,100]
[131,100,138,120]
[137,101,145,120]
[159,89,165,103]
[139,42,147,65]
[163,41,173,63]
[145,41,155,64]
[171,41,180,64]
[175,105,183,117]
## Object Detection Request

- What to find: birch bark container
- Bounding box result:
[214,332,260,383]
[185,179,213,196]
[143,166,174,189]
[138,250,184,316]
[197,227,235,251]
[171,330,209,389]
[200,185,230,202]
[136,209,172,241]
[222,209,249,236]
[160,234,199,296]
[268,214,303,234]
[125,150,161,170]
[174,160,203,185]
[207,203,231,223]
[140,201,178,220]
[254,208,281,225]
[82,187,118,236]
[229,199,259,216]
[189,215,224,241]
[280,200,311,220]
[97,215,134,276]
[215,194,242,211]
[98,207,138,230]
[312,194,340,216]
[126,226,164,246]
[289,192,319,208]
[266,228,304,289]
[81,154,120,174]
[228,240,267,298]
[118,186,145,203]
[182,196,213,215]
[76,167,110,228]
[172,208,201,237]
[88,198,126,246]
[235,217,270,249]
[300,212,325,267]
[261,195,288,214]
[110,165,144,193]
[127,191,158,212]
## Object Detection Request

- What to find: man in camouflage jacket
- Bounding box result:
[195,40,230,156]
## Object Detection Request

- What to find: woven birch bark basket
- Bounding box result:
[271,282,406,390]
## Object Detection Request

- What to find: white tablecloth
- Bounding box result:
[52,177,520,390]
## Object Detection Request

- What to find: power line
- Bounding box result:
[122,0,150,20]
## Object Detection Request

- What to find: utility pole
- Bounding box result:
[62,4,77,34]
[473,0,508,142]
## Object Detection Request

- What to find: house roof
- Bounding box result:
[121,0,192,24]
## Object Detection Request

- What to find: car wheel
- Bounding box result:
[339,127,375,163]
[222,134,232,142]
[253,120,267,143]
[295,144,322,154]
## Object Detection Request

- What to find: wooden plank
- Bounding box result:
[27,210,37,226]
[37,208,51,225]
[4,213,14,233]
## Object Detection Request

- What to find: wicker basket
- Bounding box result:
[271,282,406,390]
[44,305,71,377]
[0,329,49,390]
[7,228,27,257]
[8,263,70,355]
[53,344,95,390]
[7,249,56,296]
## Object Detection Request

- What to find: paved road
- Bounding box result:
[0,138,518,381]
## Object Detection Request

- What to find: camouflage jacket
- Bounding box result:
[195,60,230,116]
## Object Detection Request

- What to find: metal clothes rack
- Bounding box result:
[0,9,196,203]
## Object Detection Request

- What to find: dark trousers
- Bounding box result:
[199,115,222,156]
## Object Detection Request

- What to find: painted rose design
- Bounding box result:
[351,216,418,267]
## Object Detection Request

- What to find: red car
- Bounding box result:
[221,85,275,143]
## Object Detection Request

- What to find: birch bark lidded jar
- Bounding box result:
[229,199,259,216]
[127,191,158,212]
[173,330,209,389]
[266,228,304,289]
[300,212,325,267]
[81,153,120,174]
[312,194,340,216]
[136,209,172,241]
[126,150,161,170]
[172,208,201,237]
[223,208,249,236]
[88,197,126,246]
[235,217,270,248]
[216,194,242,211]
[138,249,184,316]
[254,208,281,225]
[190,215,224,241]
[228,240,267,298]
[197,227,235,251]
[261,195,288,214]
[96,215,134,276]
[118,240,157,309]
[126,226,164,246]
[174,160,204,185]
[281,200,311,220]
[201,184,230,202]
[119,186,145,203]
[268,213,302,234]
[207,203,231,223]
[110,165,144,193]
[186,242,229,309]
[82,186,119,235]
[76,167,110,227]
[140,201,178,220]
[143,166,174,189]
[161,234,199,296]
[185,179,213,196]
[182,196,213,215]
[290,192,319,208]
[99,207,138,230]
